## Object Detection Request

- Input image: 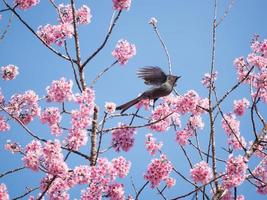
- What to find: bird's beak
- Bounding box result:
[177,76,181,79]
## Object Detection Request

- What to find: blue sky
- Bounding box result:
[0,0,267,199]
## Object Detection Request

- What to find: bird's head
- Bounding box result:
[167,75,181,86]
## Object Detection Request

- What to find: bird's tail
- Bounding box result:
[116,96,142,113]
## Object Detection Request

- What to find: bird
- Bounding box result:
[116,66,181,113]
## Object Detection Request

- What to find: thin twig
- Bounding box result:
[12,187,39,200]
[82,11,122,69]
[0,167,25,178]
[0,12,14,41]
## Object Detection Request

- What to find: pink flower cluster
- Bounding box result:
[112,0,131,10]
[46,78,73,102]
[107,183,125,200]
[149,104,173,132]
[252,157,267,194]
[8,90,40,124]
[15,0,40,10]
[176,128,193,146]
[201,71,218,89]
[37,23,74,46]
[43,140,68,175]
[1,65,19,80]
[105,102,116,113]
[222,114,246,150]
[190,161,212,184]
[222,155,247,189]
[22,140,42,171]
[112,39,136,65]
[111,156,131,178]
[0,183,9,200]
[111,123,136,152]
[59,4,92,25]
[144,154,173,188]
[67,88,95,150]
[5,140,21,154]
[165,177,176,188]
[0,116,10,132]
[145,133,163,156]
[234,37,267,103]
[40,107,62,136]
[135,98,151,110]
[233,98,250,116]
[81,157,130,199]
[171,90,208,115]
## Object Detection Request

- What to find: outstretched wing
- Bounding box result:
[137,66,167,86]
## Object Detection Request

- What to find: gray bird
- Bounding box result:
[116,66,181,113]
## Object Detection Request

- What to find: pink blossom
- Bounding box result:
[252,157,267,194]
[149,104,173,132]
[59,4,92,25]
[222,155,247,189]
[145,133,163,156]
[0,89,4,104]
[227,135,246,150]
[1,65,19,80]
[221,191,245,200]
[40,107,62,136]
[37,23,73,46]
[8,90,40,124]
[247,53,267,69]
[111,156,131,178]
[144,154,173,188]
[112,0,131,10]
[67,127,88,150]
[105,102,116,113]
[233,57,254,83]
[43,140,69,175]
[46,78,73,102]
[0,116,10,132]
[189,115,204,129]
[190,161,212,184]
[135,98,150,110]
[73,165,91,184]
[5,140,21,154]
[107,183,125,200]
[233,98,250,116]
[221,114,240,136]
[175,127,193,146]
[0,183,9,200]
[74,87,95,117]
[15,0,39,10]
[164,177,176,188]
[112,39,136,65]
[173,90,200,115]
[201,71,218,88]
[40,174,70,200]
[111,123,136,152]
[22,140,42,171]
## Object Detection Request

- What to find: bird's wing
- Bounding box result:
[137,66,167,86]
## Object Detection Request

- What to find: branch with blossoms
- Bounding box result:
[0,0,267,200]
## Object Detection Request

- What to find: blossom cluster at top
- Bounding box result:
[112,0,131,10]
[37,4,92,46]
[234,36,267,103]
[15,0,40,10]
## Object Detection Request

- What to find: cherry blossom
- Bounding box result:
[15,0,40,10]
[222,155,247,189]
[190,161,212,184]
[111,156,131,178]
[107,183,125,200]
[233,98,250,116]
[145,133,163,156]
[0,183,9,200]
[112,0,131,10]
[112,39,136,65]
[46,78,73,102]
[1,65,19,80]
[105,102,116,114]
[0,116,10,132]
[22,140,42,171]
[111,123,136,152]
[144,154,173,188]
